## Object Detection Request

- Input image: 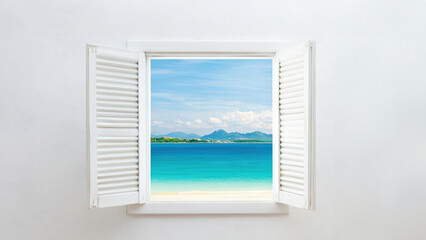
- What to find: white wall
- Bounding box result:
[0,0,425,239]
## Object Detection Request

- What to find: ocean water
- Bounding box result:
[151,143,272,192]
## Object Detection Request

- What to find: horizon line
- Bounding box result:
[152,129,272,136]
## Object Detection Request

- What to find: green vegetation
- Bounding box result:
[151,137,210,143]
[233,139,272,143]
[151,137,270,143]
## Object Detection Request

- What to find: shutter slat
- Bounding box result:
[97,123,138,128]
[280,56,304,67]
[96,130,138,137]
[280,126,304,132]
[280,119,304,127]
[280,137,304,143]
[97,117,138,123]
[279,70,304,79]
[97,100,138,108]
[96,112,138,118]
[98,170,139,178]
[279,91,304,100]
[98,143,137,149]
[279,130,304,139]
[280,113,305,121]
[96,50,138,63]
[279,75,304,84]
[280,108,304,114]
[281,148,304,156]
[280,176,305,185]
[279,96,304,105]
[97,65,138,75]
[97,106,138,113]
[98,165,138,172]
[279,62,304,72]
[97,147,138,154]
[96,94,138,103]
[280,143,304,150]
[96,131,138,137]
[98,175,138,184]
[97,76,138,87]
[97,89,138,97]
[280,85,304,94]
[280,165,304,173]
[96,82,138,92]
[97,71,138,81]
[280,154,304,163]
[97,136,138,142]
[96,58,138,70]
[98,152,138,160]
[280,170,304,179]
[280,182,304,191]
[280,79,304,88]
[280,160,304,168]
[280,187,304,196]
[98,187,139,195]
[98,158,138,165]
[98,181,139,190]
[280,103,304,111]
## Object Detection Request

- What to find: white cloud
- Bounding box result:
[220,110,272,133]
[152,92,270,112]
[208,117,222,124]
[152,111,272,135]
[183,118,209,129]
[152,93,186,102]
[152,121,163,126]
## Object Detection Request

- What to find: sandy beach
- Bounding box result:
[150,190,273,201]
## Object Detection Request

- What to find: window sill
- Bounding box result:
[127,201,289,215]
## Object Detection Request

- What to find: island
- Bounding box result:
[151,129,272,143]
[151,137,271,143]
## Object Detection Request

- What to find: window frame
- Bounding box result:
[127,41,288,214]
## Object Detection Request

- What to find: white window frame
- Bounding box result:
[125,41,294,215]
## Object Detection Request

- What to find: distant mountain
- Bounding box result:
[152,132,201,139]
[200,129,272,141]
[242,131,273,141]
[153,130,272,141]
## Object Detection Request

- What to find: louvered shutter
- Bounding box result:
[277,41,315,209]
[87,45,147,208]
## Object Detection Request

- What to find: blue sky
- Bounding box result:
[151,59,272,135]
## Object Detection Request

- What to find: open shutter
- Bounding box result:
[276,41,315,209]
[87,45,147,208]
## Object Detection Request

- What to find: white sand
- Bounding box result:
[150,190,273,201]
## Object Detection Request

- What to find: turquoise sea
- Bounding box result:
[151,143,272,192]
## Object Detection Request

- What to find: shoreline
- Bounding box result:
[151,142,272,144]
[150,190,273,201]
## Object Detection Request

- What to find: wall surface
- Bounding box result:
[0,0,425,239]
